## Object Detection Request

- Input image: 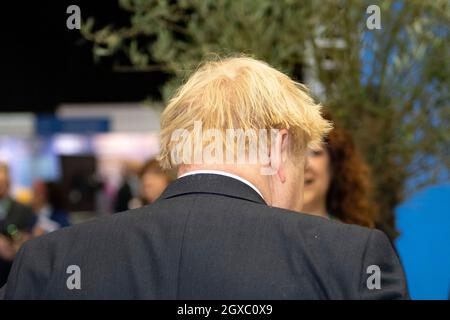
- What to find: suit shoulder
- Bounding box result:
[257,205,374,249]
[26,204,156,250]
[260,204,368,230]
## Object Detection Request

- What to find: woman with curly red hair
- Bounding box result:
[302,114,379,228]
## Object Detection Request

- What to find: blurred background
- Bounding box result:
[0,0,448,299]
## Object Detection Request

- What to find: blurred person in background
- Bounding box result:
[138,158,174,205]
[302,114,378,229]
[0,162,34,287]
[31,180,70,237]
[114,158,173,211]
[114,162,141,212]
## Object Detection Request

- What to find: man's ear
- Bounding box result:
[270,129,289,183]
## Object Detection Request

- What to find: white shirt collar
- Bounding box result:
[178,170,264,200]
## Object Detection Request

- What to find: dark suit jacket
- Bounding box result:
[0,174,408,299]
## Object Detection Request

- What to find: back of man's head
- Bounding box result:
[158,55,332,211]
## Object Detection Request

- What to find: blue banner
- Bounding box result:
[36,115,110,135]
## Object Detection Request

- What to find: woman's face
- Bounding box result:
[303,145,332,213]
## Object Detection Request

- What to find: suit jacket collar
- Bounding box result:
[159,173,266,205]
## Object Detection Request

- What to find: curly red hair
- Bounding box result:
[324,115,379,228]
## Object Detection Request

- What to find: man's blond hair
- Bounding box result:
[159,56,332,169]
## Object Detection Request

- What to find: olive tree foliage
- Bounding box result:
[81,0,449,237]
